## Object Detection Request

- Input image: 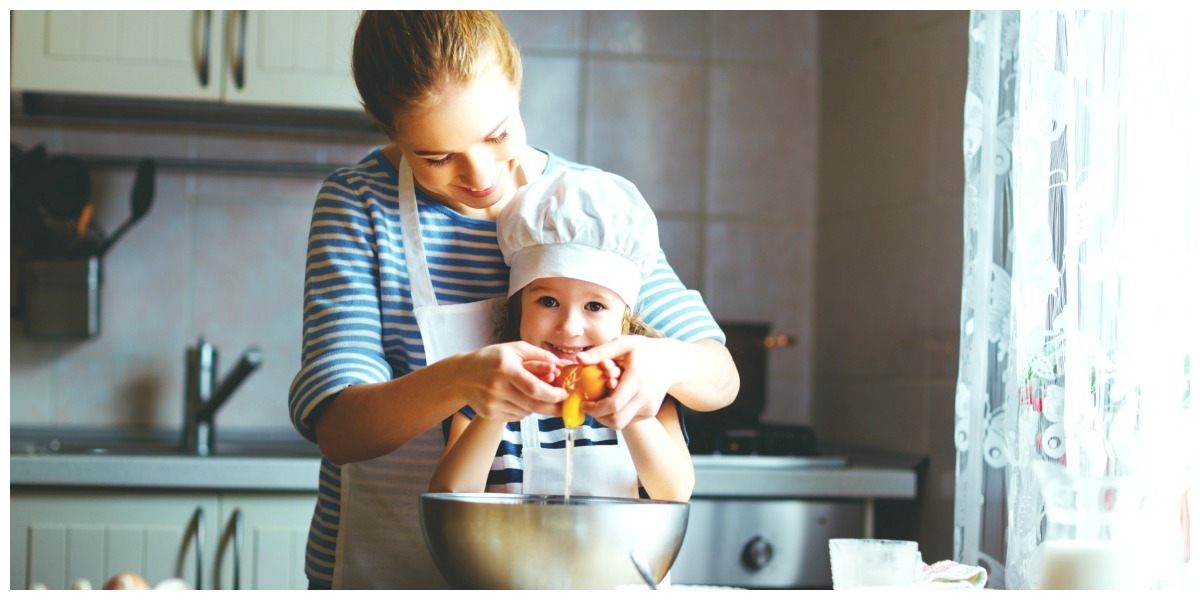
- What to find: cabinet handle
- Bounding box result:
[232,509,244,590]
[232,10,248,90]
[197,11,212,88]
[191,506,206,590]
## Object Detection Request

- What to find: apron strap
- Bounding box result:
[396,157,438,311]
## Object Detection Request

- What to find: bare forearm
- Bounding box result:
[313,356,467,466]
[623,409,694,502]
[429,417,506,493]
[666,338,740,412]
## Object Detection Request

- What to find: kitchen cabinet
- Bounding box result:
[10,10,362,111]
[10,489,315,590]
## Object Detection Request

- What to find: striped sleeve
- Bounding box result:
[288,168,393,444]
[636,250,726,344]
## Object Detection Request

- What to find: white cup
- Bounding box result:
[829,538,922,590]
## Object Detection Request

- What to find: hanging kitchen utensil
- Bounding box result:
[97,158,155,257]
[11,144,57,258]
[34,154,91,221]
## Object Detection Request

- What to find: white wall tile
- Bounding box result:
[657,216,702,292]
[583,59,705,214]
[7,341,61,425]
[53,354,183,427]
[703,220,814,350]
[520,55,583,160]
[586,11,706,59]
[710,10,816,64]
[499,10,584,52]
[190,182,312,429]
[707,63,817,219]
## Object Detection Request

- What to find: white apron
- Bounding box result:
[333,158,506,589]
[332,157,641,589]
[520,415,640,498]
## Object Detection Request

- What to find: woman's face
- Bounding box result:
[394,64,528,219]
[519,277,627,360]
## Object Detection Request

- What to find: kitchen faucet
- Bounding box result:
[183,337,263,456]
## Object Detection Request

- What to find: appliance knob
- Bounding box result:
[740,535,773,572]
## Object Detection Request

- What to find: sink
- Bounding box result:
[9,426,321,459]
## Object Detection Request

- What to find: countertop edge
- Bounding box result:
[10,454,322,492]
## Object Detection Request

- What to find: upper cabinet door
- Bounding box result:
[11,10,227,102]
[11,10,364,112]
[222,11,362,111]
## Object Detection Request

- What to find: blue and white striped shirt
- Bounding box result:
[288,147,724,588]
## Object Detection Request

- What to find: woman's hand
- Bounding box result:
[574,335,681,429]
[453,341,570,422]
[576,336,738,430]
[313,341,568,466]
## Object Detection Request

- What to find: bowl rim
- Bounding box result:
[421,492,690,507]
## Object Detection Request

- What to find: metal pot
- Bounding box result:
[684,321,793,453]
[420,493,689,590]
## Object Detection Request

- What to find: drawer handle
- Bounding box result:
[197,11,212,88]
[231,508,244,590]
[741,535,774,572]
[191,506,206,590]
[231,11,247,90]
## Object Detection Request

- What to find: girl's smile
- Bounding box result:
[519,277,627,361]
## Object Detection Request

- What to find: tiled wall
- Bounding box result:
[9,11,820,434]
[814,11,969,563]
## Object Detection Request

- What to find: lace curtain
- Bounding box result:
[955,10,1198,590]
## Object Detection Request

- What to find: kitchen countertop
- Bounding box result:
[10,427,920,499]
[691,455,917,499]
[10,426,322,492]
[9,453,322,491]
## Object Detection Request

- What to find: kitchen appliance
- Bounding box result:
[672,321,862,589]
[420,493,689,590]
[683,321,816,456]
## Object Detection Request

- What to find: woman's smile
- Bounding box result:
[459,177,500,199]
[392,64,529,219]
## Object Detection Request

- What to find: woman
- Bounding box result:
[288,11,738,589]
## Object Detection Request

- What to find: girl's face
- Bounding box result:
[393,63,528,219]
[519,277,627,360]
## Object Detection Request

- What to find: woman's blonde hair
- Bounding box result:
[352,10,523,139]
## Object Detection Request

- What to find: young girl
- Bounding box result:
[428,169,695,501]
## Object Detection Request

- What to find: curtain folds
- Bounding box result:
[955,10,1198,590]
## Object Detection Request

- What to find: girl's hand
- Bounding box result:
[456,342,569,422]
[574,335,683,430]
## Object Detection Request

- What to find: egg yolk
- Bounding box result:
[558,364,607,428]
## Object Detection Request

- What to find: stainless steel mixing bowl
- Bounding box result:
[420,492,689,589]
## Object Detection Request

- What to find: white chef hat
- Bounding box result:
[498,169,660,307]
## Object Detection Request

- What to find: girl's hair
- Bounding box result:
[495,290,662,344]
[352,10,523,139]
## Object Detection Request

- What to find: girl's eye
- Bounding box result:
[536,296,559,308]
[584,301,605,312]
[424,155,453,167]
[488,130,509,144]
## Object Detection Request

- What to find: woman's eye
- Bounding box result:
[536,296,559,308]
[488,130,510,144]
[584,301,605,312]
[424,155,453,167]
